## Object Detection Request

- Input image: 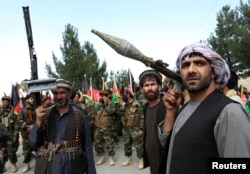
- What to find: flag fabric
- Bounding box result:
[11,83,22,115]
[128,68,135,94]
[111,75,121,102]
[86,78,100,102]
[240,85,247,103]
[83,94,92,104]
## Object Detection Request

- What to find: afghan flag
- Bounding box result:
[11,83,22,115]
[111,75,121,102]
[83,94,92,104]
[86,78,100,102]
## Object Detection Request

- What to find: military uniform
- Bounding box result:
[15,100,36,172]
[111,100,123,148]
[137,91,148,108]
[0,122,8,173]
[0,105,19,164]
[86,100,97,144]
[0,96,19,172]
[93,90,120,166]
[121,97,144,169]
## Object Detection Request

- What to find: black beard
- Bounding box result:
[145,91,158,101]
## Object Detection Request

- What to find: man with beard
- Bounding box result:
[28,79,96,174]
[0,96,18,172]
[159,43,250,174]
[94,90,119,166]
[16,94,36,173]
[139,69,166,174]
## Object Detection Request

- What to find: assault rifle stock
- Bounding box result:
[91,29,182,89]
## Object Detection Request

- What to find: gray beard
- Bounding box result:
[55,99,68,108]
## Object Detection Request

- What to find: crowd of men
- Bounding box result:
[0,43,250,174]
[0,81,148,173]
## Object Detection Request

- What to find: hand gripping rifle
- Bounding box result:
[91,29,182,90]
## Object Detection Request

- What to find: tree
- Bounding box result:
[207,1,250,74]
[106,69,129,90]
[207,5,242,71]
[45,24,108,91]
[237,0,250,73]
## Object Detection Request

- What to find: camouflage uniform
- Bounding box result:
[137,91,148,108]
[94,100,118,157]
[15,104,36,163]
[121,100,144,159]
[93,95,124,166]
[0,123,8,173]
[86,100,97,144]
[0,105,19,164]
[112,101,123,147]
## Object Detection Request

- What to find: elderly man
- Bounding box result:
[159,43,250,174]
[29,79,96,174]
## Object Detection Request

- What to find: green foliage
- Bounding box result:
[207,1,250,74]
[45,24,108,91]
[106,69,130,90]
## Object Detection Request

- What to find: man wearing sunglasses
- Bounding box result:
[93,90,120,166]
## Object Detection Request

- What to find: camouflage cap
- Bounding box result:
[1,96,11,101]
[56,79,72,90]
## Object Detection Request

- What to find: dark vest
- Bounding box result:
[169,90,233,174]
[47,107,80,142]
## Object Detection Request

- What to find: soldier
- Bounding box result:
[0,122,8,173]
[86,100,97,145]
[40,95,52,108]
[93,90,119,166]
[120,88,144,170]
[136,88,148,108]
[0,96,19,173]
[107,90,122,148]
[15,94,36,173]
[73,92,81,105]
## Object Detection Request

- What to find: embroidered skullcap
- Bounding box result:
[56,79,72,90]
[176,43,230,84]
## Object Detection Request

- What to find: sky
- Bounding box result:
[0,0,242,96]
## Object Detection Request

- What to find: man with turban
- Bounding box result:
[158,43,250,174]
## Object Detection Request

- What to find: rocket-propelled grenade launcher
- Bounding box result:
[91,29,182,89]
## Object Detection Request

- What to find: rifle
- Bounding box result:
[91,29,182,90]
